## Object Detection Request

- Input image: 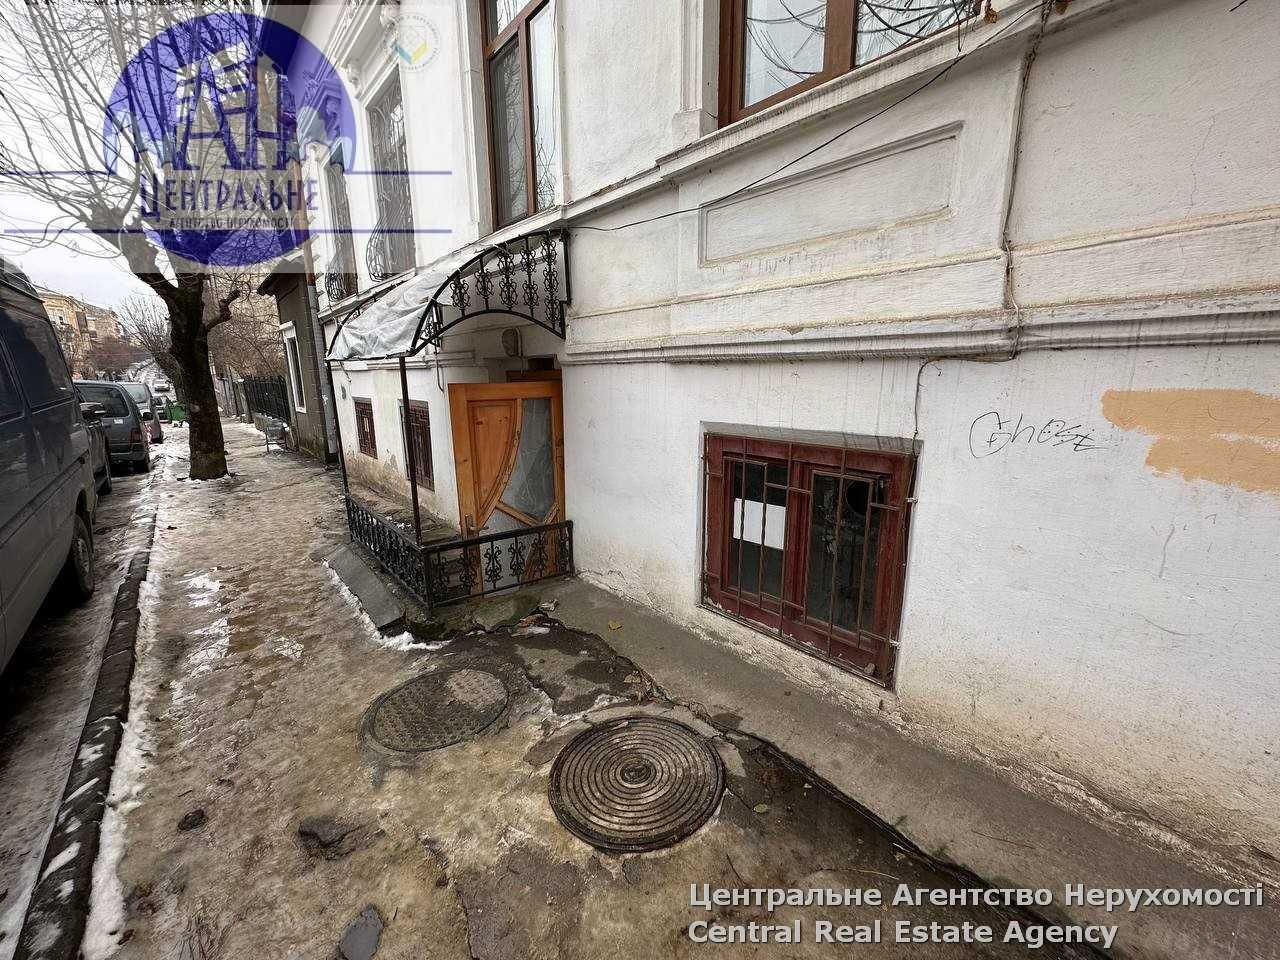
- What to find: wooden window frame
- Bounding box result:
[718,0,980,126]
[353,397,377,458]
[367,74,416,279]
[702,433,915,687]
[479,0,553,229]
[400,398,434,489]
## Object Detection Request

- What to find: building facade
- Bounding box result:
[34,287,126,378]
[297,0,1280,885]
[259,257,338,462]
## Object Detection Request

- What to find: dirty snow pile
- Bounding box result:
[326,564,449,653]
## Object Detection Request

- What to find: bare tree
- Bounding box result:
[0,2,315,477]
[205,270,286,378]
[118,294,186,392]
[85,334,146,380]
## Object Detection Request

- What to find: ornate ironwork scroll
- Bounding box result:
[421,519,575,604]
[346,495,573,610]
[409,229,569,354]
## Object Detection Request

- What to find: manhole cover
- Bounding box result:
[549,716,724,852]
[367,668,509,752]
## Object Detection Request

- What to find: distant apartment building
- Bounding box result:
[84,302,124,342]
[35,286,124,377]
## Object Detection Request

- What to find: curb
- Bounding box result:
[15,513,158,960]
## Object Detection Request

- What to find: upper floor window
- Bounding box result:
[367,76,416,281]
[719,0,976,124]
[324,146,358,304]
[482,0,560,227]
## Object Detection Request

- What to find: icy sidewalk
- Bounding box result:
[76,421,1265,960]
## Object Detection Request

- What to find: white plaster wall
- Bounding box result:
[558,0,683,200]
[331,354,490,528]
[561,343,1280,860]
[305,0,1280,865]
[1008,0,1280,307]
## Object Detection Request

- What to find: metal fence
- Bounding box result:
[242,376,292,424]
[345,496,573,608]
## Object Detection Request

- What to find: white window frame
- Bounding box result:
[284,330,306,413]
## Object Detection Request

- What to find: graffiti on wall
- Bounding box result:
[968,412,1106,459]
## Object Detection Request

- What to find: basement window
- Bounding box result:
[702,433,914,685]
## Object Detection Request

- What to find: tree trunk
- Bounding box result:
[170,323,227,480]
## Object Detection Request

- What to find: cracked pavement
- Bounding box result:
[88,423,1100,960]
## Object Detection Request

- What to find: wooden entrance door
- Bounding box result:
[448,381,565,538]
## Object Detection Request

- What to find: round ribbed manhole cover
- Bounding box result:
[549,717,724,852]
[367,668,508,752]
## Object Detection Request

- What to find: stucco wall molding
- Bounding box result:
[562,293,1280,364]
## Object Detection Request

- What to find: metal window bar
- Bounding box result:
[367,81,415,282]
[324,159,359,303]
[707,439,909,683]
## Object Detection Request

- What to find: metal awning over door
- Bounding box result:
[322,228,574,611]
[326,229,568,362]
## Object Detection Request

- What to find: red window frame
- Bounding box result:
[354,397,376,458]
[401,399,434,489]
[702,433,914,686]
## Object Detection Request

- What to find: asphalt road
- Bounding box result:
[0,448,163,959]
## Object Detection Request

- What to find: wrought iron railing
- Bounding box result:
[344,496,574,608]
[423,519,574,604]
[324,247,358,305]
[346,497,430,598]
[366,209,415,282]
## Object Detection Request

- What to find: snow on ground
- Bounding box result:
[38,843,80,883]
[81,565,163,960]
[80,438,181,960]
[182,573,220,608]
[324,563,450,653]
[267,636,304,660]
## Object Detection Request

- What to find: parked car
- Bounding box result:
[152,381,172,420]
[76,381,152,474]
[0,257,97,673]
[76,387,113,495]
[119,380,163,442]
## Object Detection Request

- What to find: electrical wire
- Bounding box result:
[575,1,1043,235]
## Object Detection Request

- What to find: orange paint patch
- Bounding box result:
[1101,389,1280,496]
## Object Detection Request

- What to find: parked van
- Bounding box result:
[76,381,151,473]
[120,380,163,443]
[0,258,97,673]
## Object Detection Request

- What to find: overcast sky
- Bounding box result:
[0,191,160,310]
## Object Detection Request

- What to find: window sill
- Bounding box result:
[698,601,894,692]
[656,0,1048,182]
[560,0,1065,229]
